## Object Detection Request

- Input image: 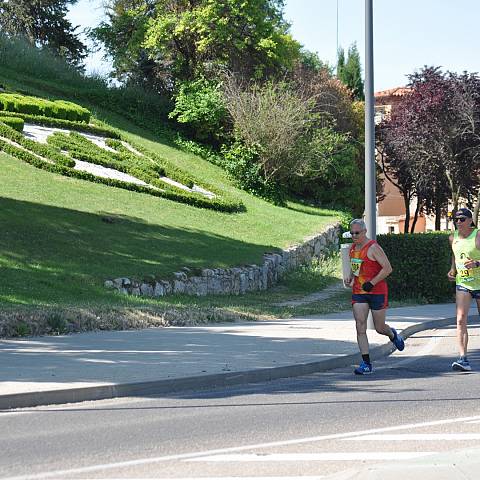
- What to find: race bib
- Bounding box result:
[351,258,363,277]
[456,262,473,282]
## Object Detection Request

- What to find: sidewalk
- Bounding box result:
[0,303,471,409]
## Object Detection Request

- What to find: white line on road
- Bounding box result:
[75,477,325,480]
[345,434,480,441]
[186,452,435,462]
[4,414,480,480]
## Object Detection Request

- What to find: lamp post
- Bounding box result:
[364,0,376,240]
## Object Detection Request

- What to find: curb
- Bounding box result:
[0,315,461,410]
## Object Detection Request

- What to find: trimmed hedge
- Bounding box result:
[0,110,119,138]
[0,116,24,132]
[0,122,244,212]
[0,93,90,123]
[0,121,74,167]
[377,232,454,302]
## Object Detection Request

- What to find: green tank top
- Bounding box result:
[453,228,480,290]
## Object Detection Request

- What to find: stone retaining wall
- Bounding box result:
[105,224,340,297]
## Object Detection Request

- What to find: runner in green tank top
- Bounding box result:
[448,208,480,372]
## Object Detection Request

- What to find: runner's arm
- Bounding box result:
[448,234,456,280]
[368,244,393,285]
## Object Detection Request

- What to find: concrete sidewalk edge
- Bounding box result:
[0,315,460,410]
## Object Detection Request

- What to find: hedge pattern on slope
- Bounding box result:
[0,110,119,138]
[0,116,24,132]
[0,122,244,212]
[0,93,90,123]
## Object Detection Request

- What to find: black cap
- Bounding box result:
[454,208,473,218]
[454,208,476,227]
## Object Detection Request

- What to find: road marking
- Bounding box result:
[4,414,480,480]
[80,477,325,480]
[346,433,480,441]
[465,420,480,424]
[186,452,435,462]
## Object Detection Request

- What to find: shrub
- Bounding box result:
[0,93,90,122]
[0,115,24,132]
[169,78,229,143]
[221,141,283,203]
[377,232,454,302]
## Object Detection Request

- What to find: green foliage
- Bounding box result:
[377,233,454,302]
[0,0,87,68]
[46,313,68,335]
[221,141,283,203]
[169,78,228,142]
[173,135,224,166]
[336,43,364,101]
[0,115,24,132]
[12,321,31,337]
[95,0,301,89]
[0,93,90,122]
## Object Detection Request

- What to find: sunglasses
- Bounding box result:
[453,217,468,223]
[350,231,363,236]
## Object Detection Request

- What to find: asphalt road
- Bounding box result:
[1,320,480,480]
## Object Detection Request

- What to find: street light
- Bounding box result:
[364,0,376,239]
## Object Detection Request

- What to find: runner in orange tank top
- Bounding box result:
[345,219,405,375]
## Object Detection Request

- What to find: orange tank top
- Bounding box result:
[350,240,388,295]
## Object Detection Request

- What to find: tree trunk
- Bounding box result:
[403,193,411,233]
[474,188,480,226]
[435,202,442,231]
[410,197,422,233]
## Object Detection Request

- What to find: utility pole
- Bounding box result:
[364,0,376,239]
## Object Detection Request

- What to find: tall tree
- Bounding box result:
[377,66,480,231]
[0,0,87,68]
[336,43,364,101]
[94,0,301,91]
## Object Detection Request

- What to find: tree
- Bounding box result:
[0,0,87,68]
[377,66,480,231]
[336,43,364,101]
[93,0,301,90]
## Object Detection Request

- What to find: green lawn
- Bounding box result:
[0,150,338,307]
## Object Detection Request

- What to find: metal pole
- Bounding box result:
[336,0,339,70]
[365,0,376,239]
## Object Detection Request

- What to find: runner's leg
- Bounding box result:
[372,308,394,340]
[353,302,370,355]
[456,289,472,357]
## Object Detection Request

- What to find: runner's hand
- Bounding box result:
[344,276,353,288]
[447,269,456,281]
[362,281,374,292]
[464,259,479,269]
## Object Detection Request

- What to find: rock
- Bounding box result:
[140,283,154,297]
[104,280,115,289]
[173,272,188,281]
[173,280,186,294]
[153,282,165,297]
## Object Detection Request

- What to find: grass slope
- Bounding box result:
[0,66,340,307]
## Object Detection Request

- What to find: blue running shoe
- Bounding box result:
[391,328,405,351]
[354,361,373,375]
[452,358,472,372]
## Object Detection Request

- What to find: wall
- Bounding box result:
[105,224,341,298]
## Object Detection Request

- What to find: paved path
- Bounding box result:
[2,322,480,479]
[273,281,345,307]
[0,303,475,409]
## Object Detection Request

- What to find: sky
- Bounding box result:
[68,0,480,91]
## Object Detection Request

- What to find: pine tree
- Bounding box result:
[336,43,364,101]
[0,0,86,68]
